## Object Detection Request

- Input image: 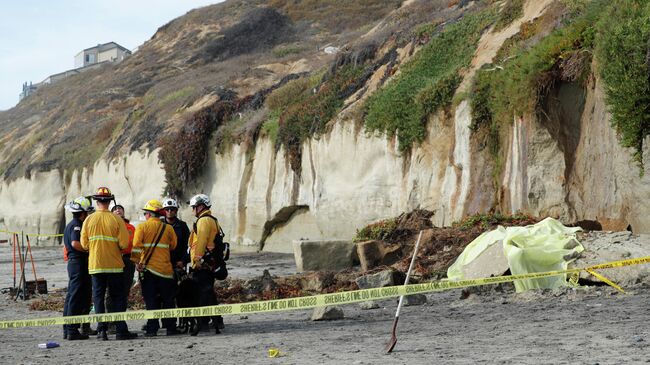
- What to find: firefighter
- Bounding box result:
[133,199,179,336]
[104,204,136,335]
[62,197,94,340]
[161,198,190,332]
[162,198,190,268]
[188,193,222,334]
[80,187,137,340]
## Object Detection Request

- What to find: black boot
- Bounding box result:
[215,316,225,330]
[68,332,89,341]
[190,319,200,337]
[81,323,97,336]
[97,330,108,341]
[116,331,138,340]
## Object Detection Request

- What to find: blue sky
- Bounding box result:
[0,0,223,111]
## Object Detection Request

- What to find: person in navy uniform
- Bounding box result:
[161,198,190,269]
[62,197,94,340]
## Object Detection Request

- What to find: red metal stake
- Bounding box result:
[12,234,17,289]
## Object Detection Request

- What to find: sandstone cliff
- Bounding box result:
[1,0,648,249]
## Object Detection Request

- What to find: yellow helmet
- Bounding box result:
[142,199,163,213]
[65,196,93,213]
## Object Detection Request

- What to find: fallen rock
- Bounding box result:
[311,306,344,321]
[403,294,427,306]
[242,269,277,295]
[460,240,509,280]
[355,269,404,289]
[573,231,650,287]
[300,271,335,292]
[598,218,630,232]
[359,301,379,310]
[356,240,401,272]
[293,240,357,272]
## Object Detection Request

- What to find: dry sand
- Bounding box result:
[0,246,648,364]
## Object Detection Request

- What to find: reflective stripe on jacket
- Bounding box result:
[132,217,177,279]
[189,210,218,269]
[80,209,130,274]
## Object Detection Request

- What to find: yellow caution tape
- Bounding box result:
[0,229,63,238]
[568,271,580,286]
[587,255,650,270]
[268,348,281,358]
[585,268,626,294]
[0,255,647,330]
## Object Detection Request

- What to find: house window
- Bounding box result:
[85,54,89,63]
[85,54,96,64]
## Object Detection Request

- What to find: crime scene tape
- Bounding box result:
[1,255,649,330]
[0,229,63,238]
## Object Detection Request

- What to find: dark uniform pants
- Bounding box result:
[106,255,135,310]
[92,273,128,334]
[63,258,92,334]
[122,255,136,296]
[141,271,176,333]
[192,269,219,327]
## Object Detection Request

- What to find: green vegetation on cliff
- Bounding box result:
[472,0,650,169]
[277,65,366,170]
[159,100,235,197]
[471,1,600,130]
[494,0,525,32]
[364,8,496,151]
[595,0,650,167]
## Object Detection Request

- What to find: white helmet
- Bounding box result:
[188,194,211,208]
[162,198,178,209]
[65,196,93,213]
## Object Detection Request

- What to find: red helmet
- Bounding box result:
[92,186,114,201]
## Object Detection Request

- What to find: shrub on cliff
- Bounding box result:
[274,65,368,171]
[471,3,600,130]
[493,0,525,31]
[158,100,234,197]
[364,8,497,152]
[472,0,649,169]
[595,0,650,168]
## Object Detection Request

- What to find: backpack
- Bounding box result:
[195,215,230,280]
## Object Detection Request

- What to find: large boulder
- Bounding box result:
[459,240,509,279]
[356,240,401,272]
[572,231,650,287]
[293,240,357,272]
[355,269,404,289]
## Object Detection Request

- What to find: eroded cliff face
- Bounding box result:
[2,72,648,249]
[191,67,650,253]
[194,110,460,252]
[498,74,650,234]
[2,0,648,250]
[0,150,165,245]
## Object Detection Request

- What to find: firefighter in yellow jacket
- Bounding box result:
[188,193,222,333]
[80,187,137,341]
[133,199,179,336]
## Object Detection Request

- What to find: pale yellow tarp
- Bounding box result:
[447,217,583,292]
